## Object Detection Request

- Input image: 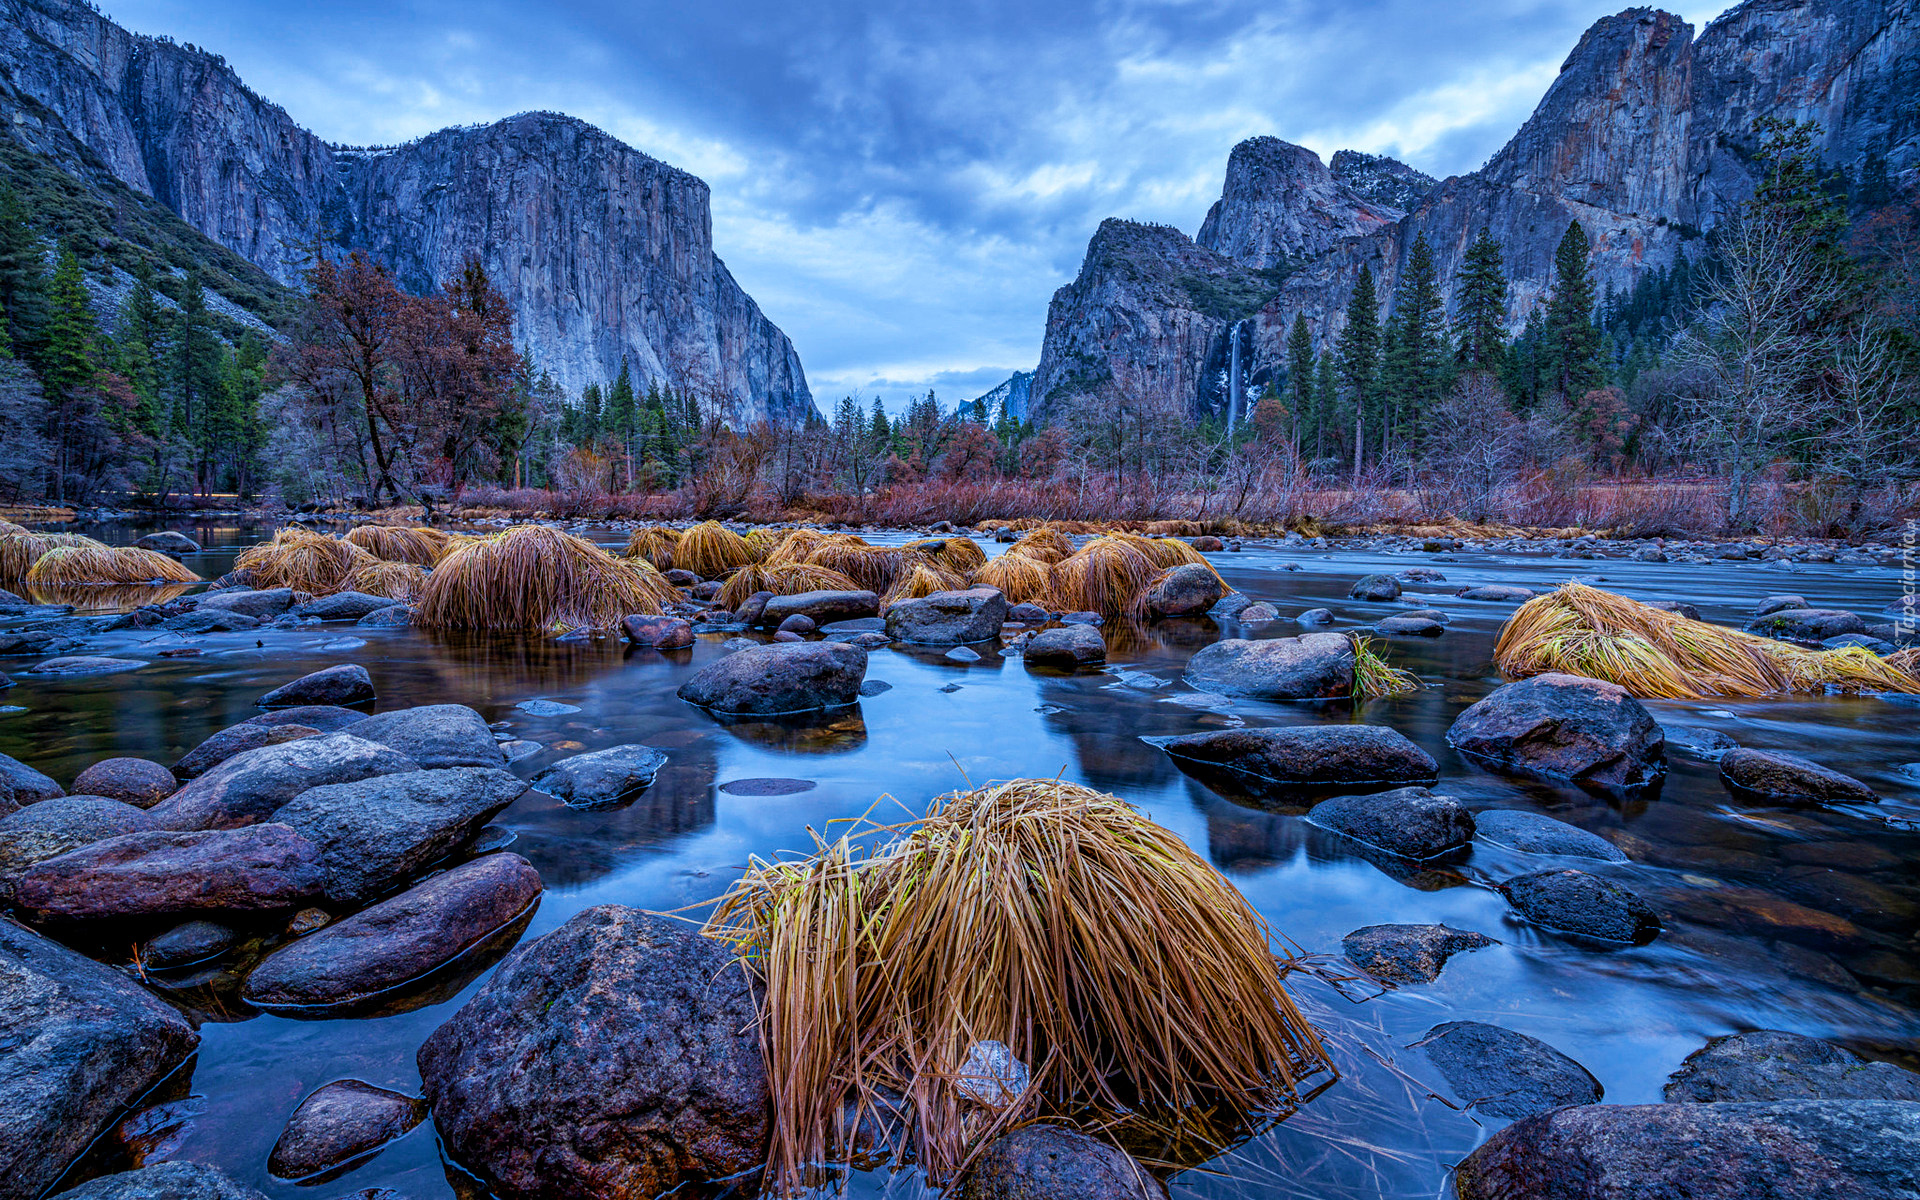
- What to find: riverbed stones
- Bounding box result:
[53,1161,269,1200]
[244,705,370,732]
[70,757,177,807]
[246,853,542,1010]
[1453,1100,1920,1200]
[1342,924,1498,985]
[29,655,145,676]
[759,589,880,628]
[532,745,668,809]
[0,796,153,843]
[0,921,201,1199]
[267,1080,425,1181]
[294,591,397,622]
[885,587,1009,644]
[196,587,299,618]
[260,664,375,708]
[1295,607,1334,624]
[1754,594,1809,616]
[358,604,413,627]
[1374,614,1444,636]
[141,918,238,969]
[1457,584,1535,602]
[149,734,418,830]
[1023,624,1107,669]
[347,704,503,770]
[1473,810,1629,861]
[133,531,200,555]
[1502,869,1661,944]
[1310,787,1474,861]
[1208,592,1254,619]
[1140,563,1224,618]
[677,641,867,715]
[1416,1021,1602,1119]
[163,609,261,634]
[1663,1030,1920,1103]
[621,614,695,648]
[1348,574,1401,601]
[1447,673,1666,789]
[172,723,322,781]
[274,767,528,906]
[1183,633,1355,700]
[1719,747,1878,804]
[13,823,325,920]
[1152,725,1437,793]
[958,1124,1166,1200]
[417,905,770,1200]
[1745,607,1867,641]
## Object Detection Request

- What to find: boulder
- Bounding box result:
[1473,809,1629,862]
[1295,607,1335,624]
[70,758,176,807]
[1454,1101,1920,1200]
[0,796,153,843]
[1457,585,1534,601]
[532,745,669,809]
[140,918,238,969]
[1719,747,1878,804]
[885,588,1010,645]
[1342,923,1497,985]
[1152,725,1436,794]
[0,922,199,1200]
[133,531,201,554]
[196,587,299,618]
[1416,1020,1602,1120]
[1502,869,1661,944]
[148,733,418,830]
[1447,673,1666,789]
[50,1162,267,1200]
[677,642,867,715]
[1348,574,1402,601]
[296,591,397,621]
[162,609,262,635]
[1140,564,1224,618]
[417,905,769,1200]
[1208,593,1254,619]
[1239,602,1280,621]
[758,589,880,628]
[1754,594,1808,616]
[958,1124,1166,1200]
[1745,608,1867,641]
[13,823,325,920]
[28,656,145,676]
[732,591,774,628]
[1396,567,1447,584]
[268,1079,426,1181]
[776,613,816,635]
[171,722,322,781]
[1663,1030,1920,1103]
[275,767,528,906]
[1373,614,1444,636]
[1192,535,1223,552]
[347,704,504,770]
[1645,599,1702,621]
[246,853,543,1010]
[1183,633,1355,700]
[1309,787,1474,861]
[260,664,375,708]
[621,614,695,648]
[1008,601,1051,622]
[357,604,413,627]
[242,705,370,733]
[1023,624,1107,669]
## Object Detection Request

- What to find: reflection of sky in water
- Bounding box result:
[5,522,1917,1200]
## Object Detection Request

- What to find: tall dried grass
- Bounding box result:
[1496,582,1920,698]
[24,546,201,586]
[879,559,967,610]
[676,521,756,578]
[0,520,28,537]
[743,527,786,562]
[0,532,108,578]
[237,527,379,594]
[1050,537,1160,620]
[343,523,455,566]
[803,541,906,593]
[903,536,988,576]
[1007,526,1074,565]
[972,552,1054,606]
[415,525,679,632]
[28,582,194,610]
[703,778,1330,1191]
[344,560,429,602]
[623,526,682,570]
[715,562,861,611]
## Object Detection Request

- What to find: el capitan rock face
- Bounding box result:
[0,0,811,421]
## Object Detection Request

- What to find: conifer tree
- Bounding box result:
[1337,265,1380,473]
[169,274,227,493]
[1286,314,1314,455]
[1455,226,1508,369]
[41,246,100,504]
[0,184,46,365]
[1544,221,1605,401]
[579,382,604,445]
[1313,350,1338,464]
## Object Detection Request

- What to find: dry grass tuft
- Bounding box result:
[879,559,967,610]
[1144,519,1205,537]
[676,521,756,578]
[1007,526,1075,565]
[236,527,378,594]
[715,562,861,611]
[624,526,682,570]
[0,520,27,537]
[761,527,834,566]
[344,559,429,602]
[416,525,679,632]
[743,527,787,562]
[343,523,455,566]
[1050,536,1160,620]
[1496,582,1920,698]
[972,552,1054,606]
[28,582,193,610]
[802,542,903,594]
[903,536,988,576]
[1888,646,1919,679]
[24,545,201,586]
[1352,636,1422,698]
[0,532,108,579]
[703,778,1331,1191]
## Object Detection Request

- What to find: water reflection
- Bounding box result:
[28,582,195,611]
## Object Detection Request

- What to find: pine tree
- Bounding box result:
[1544,222,1605,402]
[1337,266,1380,473]
[41,246,101,505]
[1455,226,1508,369]
[169,274,227,493]
[579,382,604,445]
[1392,234,1446,454]
[117,265,167,437]
[1286,315,1314,456]
[607,358,636,485]
[1313,350,1338,465]
[0,184,47,365]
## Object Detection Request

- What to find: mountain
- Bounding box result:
[974,370,1035,421]
[1032,0,1918,425]
[0,0,813,424]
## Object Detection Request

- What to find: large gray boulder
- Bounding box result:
[1342,923,1497,985]
[1663,1030,1920,1103]
[275,767,528,906]
[295,591,397,621]
[1719,747,1878,804]
[677,642,867,715]
[1183,633,1355,700]
[171,722,323,781]
[532,745,669,809]
[245,852,542,1009]
[1447,673,1666,789]
[1152,725,1436,795]
[40,1161,266,1200]
[1745,608,1868,641]
[417,905,770,1200]
[133,531,200,555]
[959,1124,1166,1200]
[195,587,299,618]
[1417,1020,1602,1120]
[1502,868,1661,944]
[260,664,375,708]
[1139,564,1224,618]
[758,589,880,628]
[1309,787,1475,861]
[885,587,1009,645]
[1022,624,1107,669]
[69,758,176,808]
[268,1080,425,1182]
[0,751,63,804]
[0,796,153,844]
[0,923,200,1200]
[347,704,504,769]
[148,733,418,830]
[1349,573,1402,601]
[13,824,325,921]
[1454,1101,1920,1200]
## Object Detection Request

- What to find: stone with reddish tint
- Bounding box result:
[1447,673,1665,789]
[149,733,418,831]
[71,757,177,808]
[959,1124,1165,1200]
[1719,748,1878,804]
[13,823,325,921]
[621,614,695,648]
[172,723,323,781]
[1140,563,1224,618]
[0,750,63,804]
[260,664,375,708]
[268,1079,425,1180]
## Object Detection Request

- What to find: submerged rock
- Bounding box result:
[197,587,299,618]
[1374,614,1443,636]
[1457,585,1534,602]
[296,591,398,622]
[959,1124,1166,1200]
[1309,787,1474,861]
[357,604,413,627]
[48,1161,267,1200]
[677,642,867,715]
[1416,1020,1602,1119]
[1140,563,1224,618]
[348,704,504,770]
[417,905,769,1200]
[1473,809,1628,861]
[1447,673,1665,789]
[621,614,695,648]
[1342,923,1497,985]
[1663,1030,1920,1103]
[260,664,376,708]
[13,824,325,920]
[149,733,418,831]
[885,587,1010,645]
[268,1079,426,1181]
[1745,608,1867,641]
[1348,574,1402,601]
[1502,869,1661,944]
[532,745,668,809]
[1183,633,1355,700]
[28,655,145,676]
[1719,747,1878,804]
[1152,725,1436,794]
[141,918,238,969]
[1023,624,1107,669]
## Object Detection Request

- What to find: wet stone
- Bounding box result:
[1664,1030,1920,1103]
[269,1079,425,1181]
[1309,787,1474,861]
[1416,1020,1602,1120]
[718,778,817,796]
[1719,747,1878,804]
[52,1161,268,1200]
[1342,923,1498,985]
[1502,869,1661,944]
[244,705,371,733]
[959,1123,1165,1200]
[71,757,178,807]
[533,745,668,809]
[515,699,581,716]
[1023,624,1106,669]
[1348,574,1402,601]
[1473,809,1628,861]
[141,919,238,969]
[261,664,375,708]
[28,655,145,676]
[172,723,323,781]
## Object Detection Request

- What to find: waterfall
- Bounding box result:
[1227,319,1246,432]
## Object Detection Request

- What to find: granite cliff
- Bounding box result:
[0,0,812,423]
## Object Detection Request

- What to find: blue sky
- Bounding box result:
[107,0,1734,411]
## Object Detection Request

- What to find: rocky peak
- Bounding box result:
[1196,136,1402,269]
[1329,150,1438,213]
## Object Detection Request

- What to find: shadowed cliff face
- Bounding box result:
[0,0,813,423]
[1033,0,1917,422]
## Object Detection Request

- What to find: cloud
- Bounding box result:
[107,0,1739,406]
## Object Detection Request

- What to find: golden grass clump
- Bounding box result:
[0,532,108,578]
[1144,519,1205,537]
[24,545,200,586]
[624,525,682,570]
[1888,646,1919,679]
[1496,582,1920,699]
[760,527,834,566]
[236,527,378,594]
[879,559,967,610]
[903,536,988,576]
[1049,536,1160,620]
[802,541,903,593]
[343,523,455,566]
[675,521,756,579]
[1353,636,1422,699]
[971,551,1054,606]
[743,527,787,562]
[344,559,429,602]
[703,778,1331,1191]
[415,525,679,632]
[715,562,861,611]
[1007,526,1074,565]
[0,520,27,537]
[28,582,194,610]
